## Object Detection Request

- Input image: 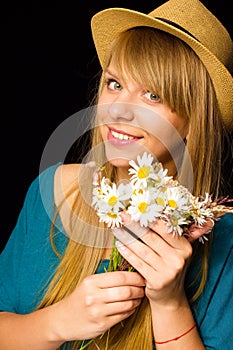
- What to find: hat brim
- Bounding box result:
[91,8,233,130]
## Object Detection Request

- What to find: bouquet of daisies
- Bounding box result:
[91,152,233,242]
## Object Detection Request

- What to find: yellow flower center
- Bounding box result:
[137,166,150,179]
[107,212,118,219]
[168,199,177,209]
[155,176,162,183]
[156,197,165,206]
[108,196,118,206]
[138,202,148,213]
[171,217,178,226]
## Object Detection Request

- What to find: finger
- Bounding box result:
[104,298,142,317]
[113,226,170,259]
[187,218,215,243]
[113,226,147,246]
[118,213,172,251]
[103,285,145,303]
[120,212,150,244]
[147,218,191,249]
[121,212,189,249]
[115,239,160,279]
[113,223,190,264]
[86,271,145,289]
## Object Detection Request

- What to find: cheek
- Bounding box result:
[98,89,110,105]
[97,123,107,143]
[146,135,168,154]
[143,120,188,163]
[166,113,189,140]
[145,115,188,145]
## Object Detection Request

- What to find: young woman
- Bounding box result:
[0,0,232,349]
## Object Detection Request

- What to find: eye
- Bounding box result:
[107,79,123,91]
[144,91,161,103]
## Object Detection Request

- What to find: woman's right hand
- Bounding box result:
[51,271,145,342]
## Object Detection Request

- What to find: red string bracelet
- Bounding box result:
[155,323,196,345]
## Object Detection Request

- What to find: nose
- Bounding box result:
[108,102,135,122]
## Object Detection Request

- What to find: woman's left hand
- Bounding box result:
[112,215,211,307]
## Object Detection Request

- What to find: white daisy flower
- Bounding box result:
[190,195,214,225]
[92,186,103,208]
[92,177,113,208]
[153,190,167,208]
[165,210,190,236]
[93,180,132,213]
[127,189,162,226]
[164,186,191,213]
[129,152,158,188]
[117,182,133,202]
[151,162,172,187]
[97,210,123,228]
[97,185,125,213]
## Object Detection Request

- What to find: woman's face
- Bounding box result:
[97,60,189,179]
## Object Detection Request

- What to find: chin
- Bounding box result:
[104,146,129,166]
[107,158,130,168]
[104,141,148,166]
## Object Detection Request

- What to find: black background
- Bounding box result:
[1,1,232,253]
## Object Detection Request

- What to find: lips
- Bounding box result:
[107,126,142,146]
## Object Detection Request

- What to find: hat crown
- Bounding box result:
[149,0,232,70]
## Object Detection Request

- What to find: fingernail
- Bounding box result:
[113,226,136,245]
[115,240,126,250]
[112,227,125,236]
[112,227,127,241]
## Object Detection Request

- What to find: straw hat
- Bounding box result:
[91,0,233,130]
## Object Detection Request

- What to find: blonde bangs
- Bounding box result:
[103,27,208,120]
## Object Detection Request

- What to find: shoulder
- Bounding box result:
[55,163,81,185]
[21,163,62,213]
[54,163,81,207]
[18,162,80,226]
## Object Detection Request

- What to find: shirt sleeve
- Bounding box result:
[0,163,64,313]
[0,180,32,312]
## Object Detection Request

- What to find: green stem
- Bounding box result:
[79,339,95,349]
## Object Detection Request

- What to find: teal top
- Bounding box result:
[0,164,233,349]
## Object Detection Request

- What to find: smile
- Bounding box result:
[107,127,142,146]
[110,129,134,140]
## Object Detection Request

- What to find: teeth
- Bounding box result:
[111,130,134,140]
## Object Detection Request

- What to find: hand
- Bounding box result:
[113,216,193,307]
[52,271,145,342]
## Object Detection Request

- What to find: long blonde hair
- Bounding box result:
[37,28,229,349]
